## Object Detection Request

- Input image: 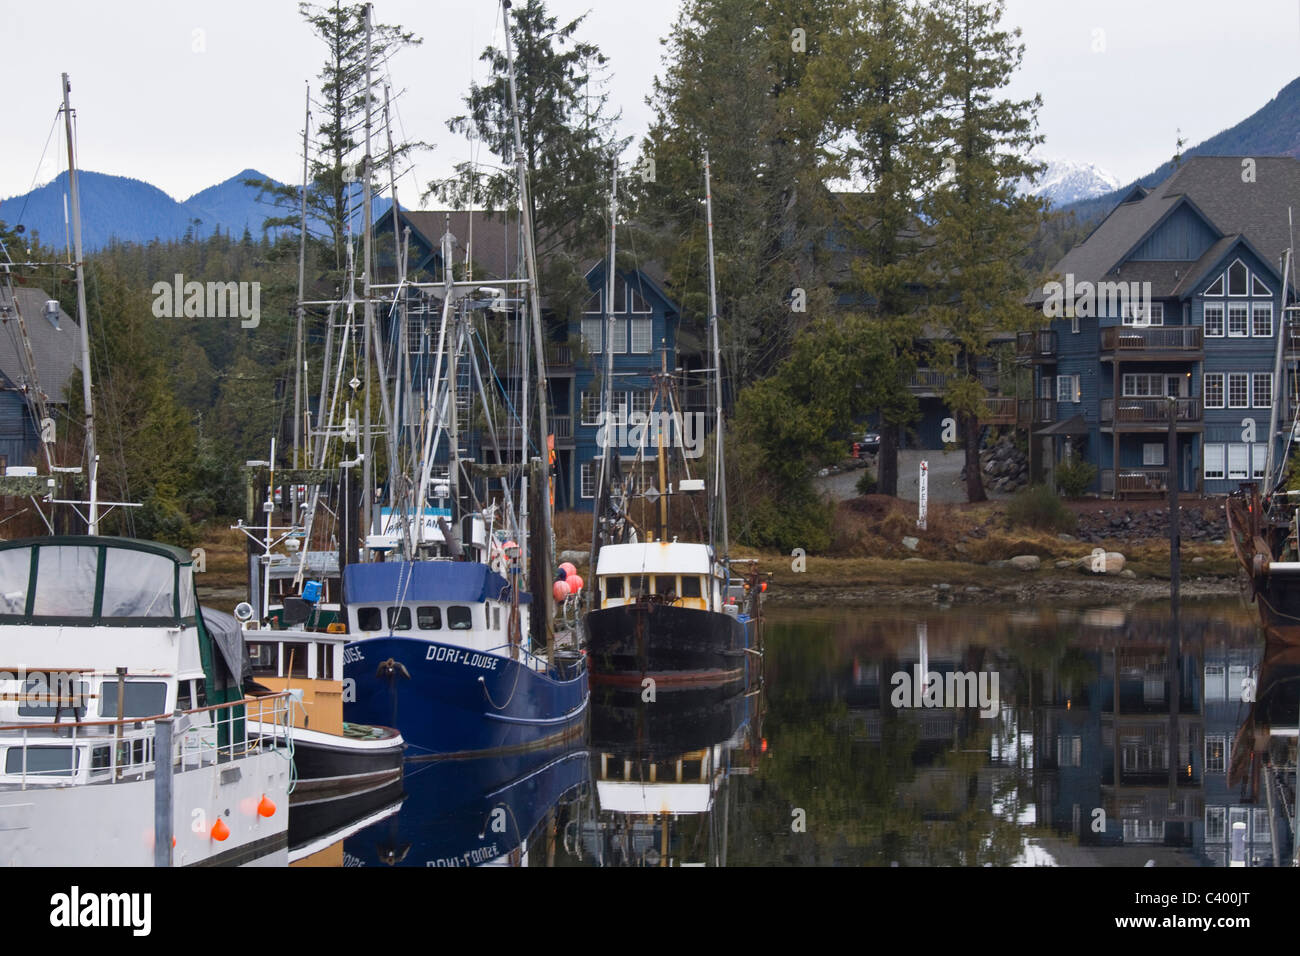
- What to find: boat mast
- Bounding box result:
[294,82,310,483]
[61,74,97,535]
[361,2,375,549]
[502,0,556,640]
[703,151,727,558]
[1266,241,1292,492]
[590,161,618,564]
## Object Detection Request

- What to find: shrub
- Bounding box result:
[1006,484,1076,533]
[855,468,877,496]
[1055,456,1098,498]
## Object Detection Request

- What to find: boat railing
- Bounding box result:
[0,691,294,790]
[482,642,583,678]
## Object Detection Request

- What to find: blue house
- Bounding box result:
[1022,157,1300,496]
[372,207,689,512]
[0,285,79,470]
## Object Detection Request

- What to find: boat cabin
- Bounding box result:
[0,537,248,786]
[594,542,720,612]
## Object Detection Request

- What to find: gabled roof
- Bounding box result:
[377,207,524,281]
[1036,156,1300,301]
[0,286,81,401]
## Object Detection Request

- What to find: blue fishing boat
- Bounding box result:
[342,561,587,758]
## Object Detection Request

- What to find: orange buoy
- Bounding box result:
[566,574,583,593]
[559,561,577,577]
[211,818,230,842]
[553,580,570,601]
[258,795,277,818]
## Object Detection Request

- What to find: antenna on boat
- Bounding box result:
[61,73,98,535]
[591,160,618,565]
[1266,206,1297,497]
[703,151,727,559]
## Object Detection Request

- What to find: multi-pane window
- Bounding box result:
[1056,736,1082,767]
[1253,807,1271,844]
[1228,443,1249,479]
[1206,807,1226,842]
[1123,301,1164,326]
[1204,444,1225,480]
[1203,373,1224,408]
[1142,443,1164,466]
[1122,373,1166,397]
[1204,303,1224,337]
[608,317,628,353]
[580,391,602,426]
[1252,373,1272,408]
[407,317,425,355]
[581,316,602,353]
[1228,304,1249,337]
[1205,735,1226,773]
[630,317,652,354]
[580,462,596,498]
[1253,303,1273,338]
[1228,373,1249,408]
[1253,443,1269,480]
[1056,375,1079,403]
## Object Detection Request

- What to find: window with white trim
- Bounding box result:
[1253,303,1273,338]
[1252,373,1272,409]
[1228,260,1248,296]
[1142,443,1164,466]
[581,316,602,353]
[1204,373,1224,408]
[1040,376,1053,400]
[1123,373,1164,397]
[580,462,596,498]
[1205,664,1226,699]
[628,283,652,313]
[580,391,602,426]
[1253,807,1270,844]
[1204,303,1224,337]
[1123,301,1163,326]
[1204,444,1225,480]
[1228,304,1249,337]
[630,317,652,354]
[1056,736,1081,767]
[1205,274,1224,296]
[1252,274,1272,296]
[1228,443,1249,479]
[1056,374,1079,403]
[1206,735,1226,773]
[1228,373,1249,408]
[1206,806,1226,842]
[608,317,627,353]
[629,390,652,418]
[1253,443,1268,480]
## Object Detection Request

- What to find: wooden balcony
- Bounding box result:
[546,344,574,370]
[906,368,1000,395]
[1017,398,1057,427]
[980,397,1017,425]
[1100,397,1201,429]
[1015,330,1057,363]
[1100,326,1202,360]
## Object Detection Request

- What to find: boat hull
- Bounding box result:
[343,636,588,758]
[584,602,754,685]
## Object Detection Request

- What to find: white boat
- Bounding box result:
[0,536,293,866]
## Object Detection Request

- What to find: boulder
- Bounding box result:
[557,550,591,566]
[1009,555,1041,572]
[902,536,920,552]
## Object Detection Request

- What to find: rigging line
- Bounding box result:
[3,107,64,239]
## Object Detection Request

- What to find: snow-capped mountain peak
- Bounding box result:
[1021,155,1121,207]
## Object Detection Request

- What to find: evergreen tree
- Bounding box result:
[919,0,1045,502]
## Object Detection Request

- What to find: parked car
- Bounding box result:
[854,432,881,458]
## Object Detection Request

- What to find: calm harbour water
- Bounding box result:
[306,599,1282,867]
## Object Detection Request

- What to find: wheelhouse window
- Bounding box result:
[357,607,382,631]
[31,546,98,618]
[248,642,276,675]
[0,549,29,615]
[387,606,412,631]
[681,576,702,599]
[447,606,473,630]
[101,548,176,619]
[18,677,88,719]
[629,576,649,597]
[281,642,309,678]
[654,575,676,595]
[417,606,442,630]
[604,576,624,599]
[99,680,168,719]
[5,746,78,777]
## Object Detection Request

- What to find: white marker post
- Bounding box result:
[918,460,928,531]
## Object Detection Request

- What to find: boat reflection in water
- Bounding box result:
[565,677,763,867]
[340,746,591,867]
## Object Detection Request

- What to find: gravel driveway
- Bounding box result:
[814,448,1016,504]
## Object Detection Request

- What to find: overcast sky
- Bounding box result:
[1,0,1297,203]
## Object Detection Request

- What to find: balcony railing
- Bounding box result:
[1017,398,1057,426]
[980,397,1017,424]
[1101,326,1202,353]
[1108,468,1170,496]
[1015,330,1057,361]
[906,369,1000,393]
[546,344,573,368]
[552,414,572,439]
[1101,397,1201,425]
